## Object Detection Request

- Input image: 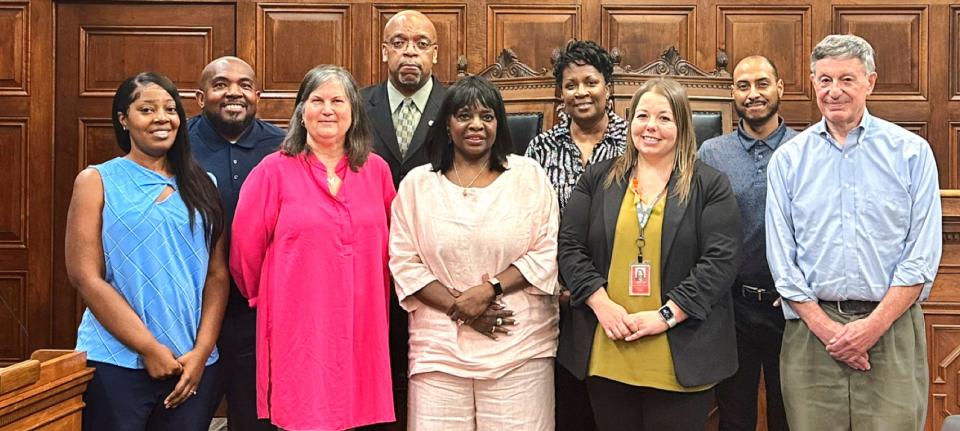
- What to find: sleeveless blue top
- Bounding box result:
[76,157,218,368]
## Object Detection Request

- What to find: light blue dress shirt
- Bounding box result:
[765,110,942,319]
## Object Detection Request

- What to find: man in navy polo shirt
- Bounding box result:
[189,56,284,431]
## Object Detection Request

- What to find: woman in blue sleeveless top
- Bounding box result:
[65,72,228,431]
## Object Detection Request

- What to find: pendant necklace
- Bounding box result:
[453,162,485,197]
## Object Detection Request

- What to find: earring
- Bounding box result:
[122,126,127,131]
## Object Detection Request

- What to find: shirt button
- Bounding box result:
[843,154,849,159]
[849,273,856,278]
[233,159,238,164]
[845,183,851,188]
[233,175,239,180]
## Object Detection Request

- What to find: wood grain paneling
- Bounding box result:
[834,7,928,101]
[374,5,467,84]
[0,272,26,362]
[80,26,213,97]
[897,121,928,139]
[258,3,351,95]
[950,124,960,189]
[927,318,960,428]
[0,121,25,248]
[601,6,696,68]
[487,5,580,74]
[0,3,27,95]
[951,6,960,101]
[717,6,812,101]
[78,119,122,170]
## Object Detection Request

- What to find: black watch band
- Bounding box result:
[488,276,503,297]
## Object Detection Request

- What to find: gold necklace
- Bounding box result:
[453,162,485,197]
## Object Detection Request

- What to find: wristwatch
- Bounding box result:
[657,305,677,328]
[488,276,503,300]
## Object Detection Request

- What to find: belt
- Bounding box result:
[739,283,779,303]
[820,300,880,315]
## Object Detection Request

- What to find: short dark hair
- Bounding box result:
[553,40,615,89]
[425,75,512,173]
[111,72,223,246]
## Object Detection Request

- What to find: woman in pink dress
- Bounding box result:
[230,65,396,430]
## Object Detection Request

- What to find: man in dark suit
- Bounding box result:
[362,9,447,189]
[360,10,447,423]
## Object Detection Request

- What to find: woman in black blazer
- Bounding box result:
[557,78,742,431]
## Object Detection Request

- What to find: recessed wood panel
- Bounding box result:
[602,6,695,69]
[951,7,960,100]
[834,7,927,101]
[928,321,960,421]
[896,122,927,139]
[258,4,350,95]
[373,5,466,83]
[718,7,811,101]
[951,124,960,189]
[488,5,579,74]
[0,273,26,362]
[79,119,122,170]
[0,4,27,95]
[79,26,212,97]
[0,121,25,248]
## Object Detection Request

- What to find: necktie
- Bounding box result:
[394,98,417,157]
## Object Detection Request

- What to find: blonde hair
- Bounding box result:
[605,78,697,204]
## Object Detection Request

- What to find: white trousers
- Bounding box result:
[407,358,555,431]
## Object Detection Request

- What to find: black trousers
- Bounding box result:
[215,310,277,431]
[717,293,789,431]
[586,376,712,431]
[83,360,220,431]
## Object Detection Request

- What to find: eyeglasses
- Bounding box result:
[384,38,435,52]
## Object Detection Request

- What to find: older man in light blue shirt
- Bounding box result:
[766,34,941,430]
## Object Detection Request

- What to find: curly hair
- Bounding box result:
[553,40,615,88]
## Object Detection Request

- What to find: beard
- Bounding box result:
[204,110,254,140]
[736,98,780,129]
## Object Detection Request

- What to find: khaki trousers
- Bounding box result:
[781,303,927,431]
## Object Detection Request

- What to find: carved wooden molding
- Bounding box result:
[473,49,549,79]
[611,46,730,78]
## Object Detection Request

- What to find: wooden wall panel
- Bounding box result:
[601,6,696,68]
[0,121,26,247]
[950,124,960,189]
[834,7,928,101]
[487,5,580,73]
[717,6,812,101]
[373,5,467,84]
[257,4,351,96]
[78,119,123,169]
[80,27,214,97]
[951,6,960,101]
[896,121,928,139]
[0,3,27,95]
[0,272,26,362]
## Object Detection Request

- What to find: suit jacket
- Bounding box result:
[557,158,742,387]
[361,76,447,188]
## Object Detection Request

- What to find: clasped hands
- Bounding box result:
[818,316,887,371]
[591,296,668,342]
[142,343,206,409]
[445,282,515,340]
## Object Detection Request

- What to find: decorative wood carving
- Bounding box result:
[613,46,729,78]
[476,49,549,79]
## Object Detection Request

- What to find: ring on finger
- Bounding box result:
[190,390,198,396]
[495,317,503,326]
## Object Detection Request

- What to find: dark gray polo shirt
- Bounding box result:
[698,117,799,288]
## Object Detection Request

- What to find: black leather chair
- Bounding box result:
[692,110,724,148]
[506,112,544,155]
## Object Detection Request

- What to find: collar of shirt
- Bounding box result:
[551,109,628,158]
[811,108,873,150]
[194,114,259,152]
[387,76,433,114]
[736,116,789,152]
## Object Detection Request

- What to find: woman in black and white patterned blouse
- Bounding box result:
[525,40,627,212]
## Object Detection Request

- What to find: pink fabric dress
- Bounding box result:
[230,151,396,431]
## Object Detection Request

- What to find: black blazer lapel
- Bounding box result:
[403,77,445,164]
[602,176,629,257]
[660,170,689,272]
[367,83,402,163]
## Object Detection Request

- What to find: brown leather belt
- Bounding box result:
[821,300,880,315]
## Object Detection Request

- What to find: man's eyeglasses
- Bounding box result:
[384,38,435,52]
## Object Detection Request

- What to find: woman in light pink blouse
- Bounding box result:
[389,76,560,430]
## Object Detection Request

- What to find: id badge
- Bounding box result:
[629,262,651,296]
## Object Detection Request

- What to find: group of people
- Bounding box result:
[63,7,942,431]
